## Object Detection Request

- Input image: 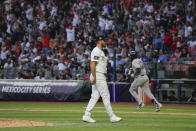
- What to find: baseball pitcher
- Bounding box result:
[82,36,122,123]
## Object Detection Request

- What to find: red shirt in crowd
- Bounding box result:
[170,27,178,35]
[164,34,173,46]
[35,42,42,52]
[36,7,42,17]
[14,42,21,58]
[42,34,50,48]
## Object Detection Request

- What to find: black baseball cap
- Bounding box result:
[96,35,105,41]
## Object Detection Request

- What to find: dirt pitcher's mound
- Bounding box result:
[0,118,54,128]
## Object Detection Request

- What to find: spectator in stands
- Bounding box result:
[185,22,193,38]
[180,91,188,102]
[3,58,13,69]
[158,50,168,63]
[188,37,196,48]
[173,47,182,58]
[34,71,46,80]
[41,31,50,54]
[66,25,75,43]
[116,55,125,67]
[163,31,173,52]
[0,0,195,81]
[171,35,183,52]
[119,74,128,82]
[167,91,178,101]
[76,74,81,80]
[152,33,163,51]
[141,49,149,62]
[180,47,190,58]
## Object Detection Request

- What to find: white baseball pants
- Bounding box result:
[84,73,114,117]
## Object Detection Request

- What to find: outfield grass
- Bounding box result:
[0,102,196,131]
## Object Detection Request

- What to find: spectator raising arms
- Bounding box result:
[0,0,195,80]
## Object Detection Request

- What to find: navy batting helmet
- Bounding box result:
[129,50,137,58]
[130,50,136,55]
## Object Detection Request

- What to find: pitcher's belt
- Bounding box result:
[96,72,107,76]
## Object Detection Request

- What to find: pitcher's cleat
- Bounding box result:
[82,115,96,123]
[110,115,122,123]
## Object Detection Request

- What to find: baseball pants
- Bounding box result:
[84,73,114,117]
[129,75,159,104]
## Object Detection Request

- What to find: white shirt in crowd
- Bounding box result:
[51,6,57,17]
[25,7,33,21]
[72,13,79,27]
[145,4,154,13]
[0,37,2,43]
[140,19,150,25]
[58,62,66,70]
[185,25,192,37]
[186,15,193,25]
[170,5,177,11]
[76,53,84,63]
[91,47,108,74]
[18,53,27,61]
[4,0,12,11]
[78,2,85,10]
[66,27,75,42]
[106,46,113,58]
[98,16,106,31]
[32,55,41,63]
[105,20,114,30]
[6,13,13,22]
[188,40,196,48]
[102,5,108,15]
[34,76,46,80]
[4,62,13,69]
[41,3,45,11]
[0,49,8,60]
[39,20,46,31]
[6,23,11,34]
[133,6,139,12]
[163,6,169,14]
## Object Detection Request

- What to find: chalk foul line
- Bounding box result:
[0,109,196,116]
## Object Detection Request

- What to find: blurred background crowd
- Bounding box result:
[0,0,195,81]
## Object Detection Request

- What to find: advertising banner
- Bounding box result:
[0,80,134,102]
[0,80,82,101]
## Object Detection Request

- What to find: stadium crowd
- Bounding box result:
[0,0,195,81]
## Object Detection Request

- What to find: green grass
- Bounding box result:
[0,102,196,131]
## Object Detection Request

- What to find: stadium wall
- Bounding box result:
[0,79,135,102]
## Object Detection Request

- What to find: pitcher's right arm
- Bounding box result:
[90,61,96,85]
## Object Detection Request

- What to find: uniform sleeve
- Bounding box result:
[132,61,140,69]
[91,49,100,62]
[132,59,144,69]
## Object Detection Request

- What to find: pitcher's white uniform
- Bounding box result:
[84,47,116,118]
[129,58,159,105]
